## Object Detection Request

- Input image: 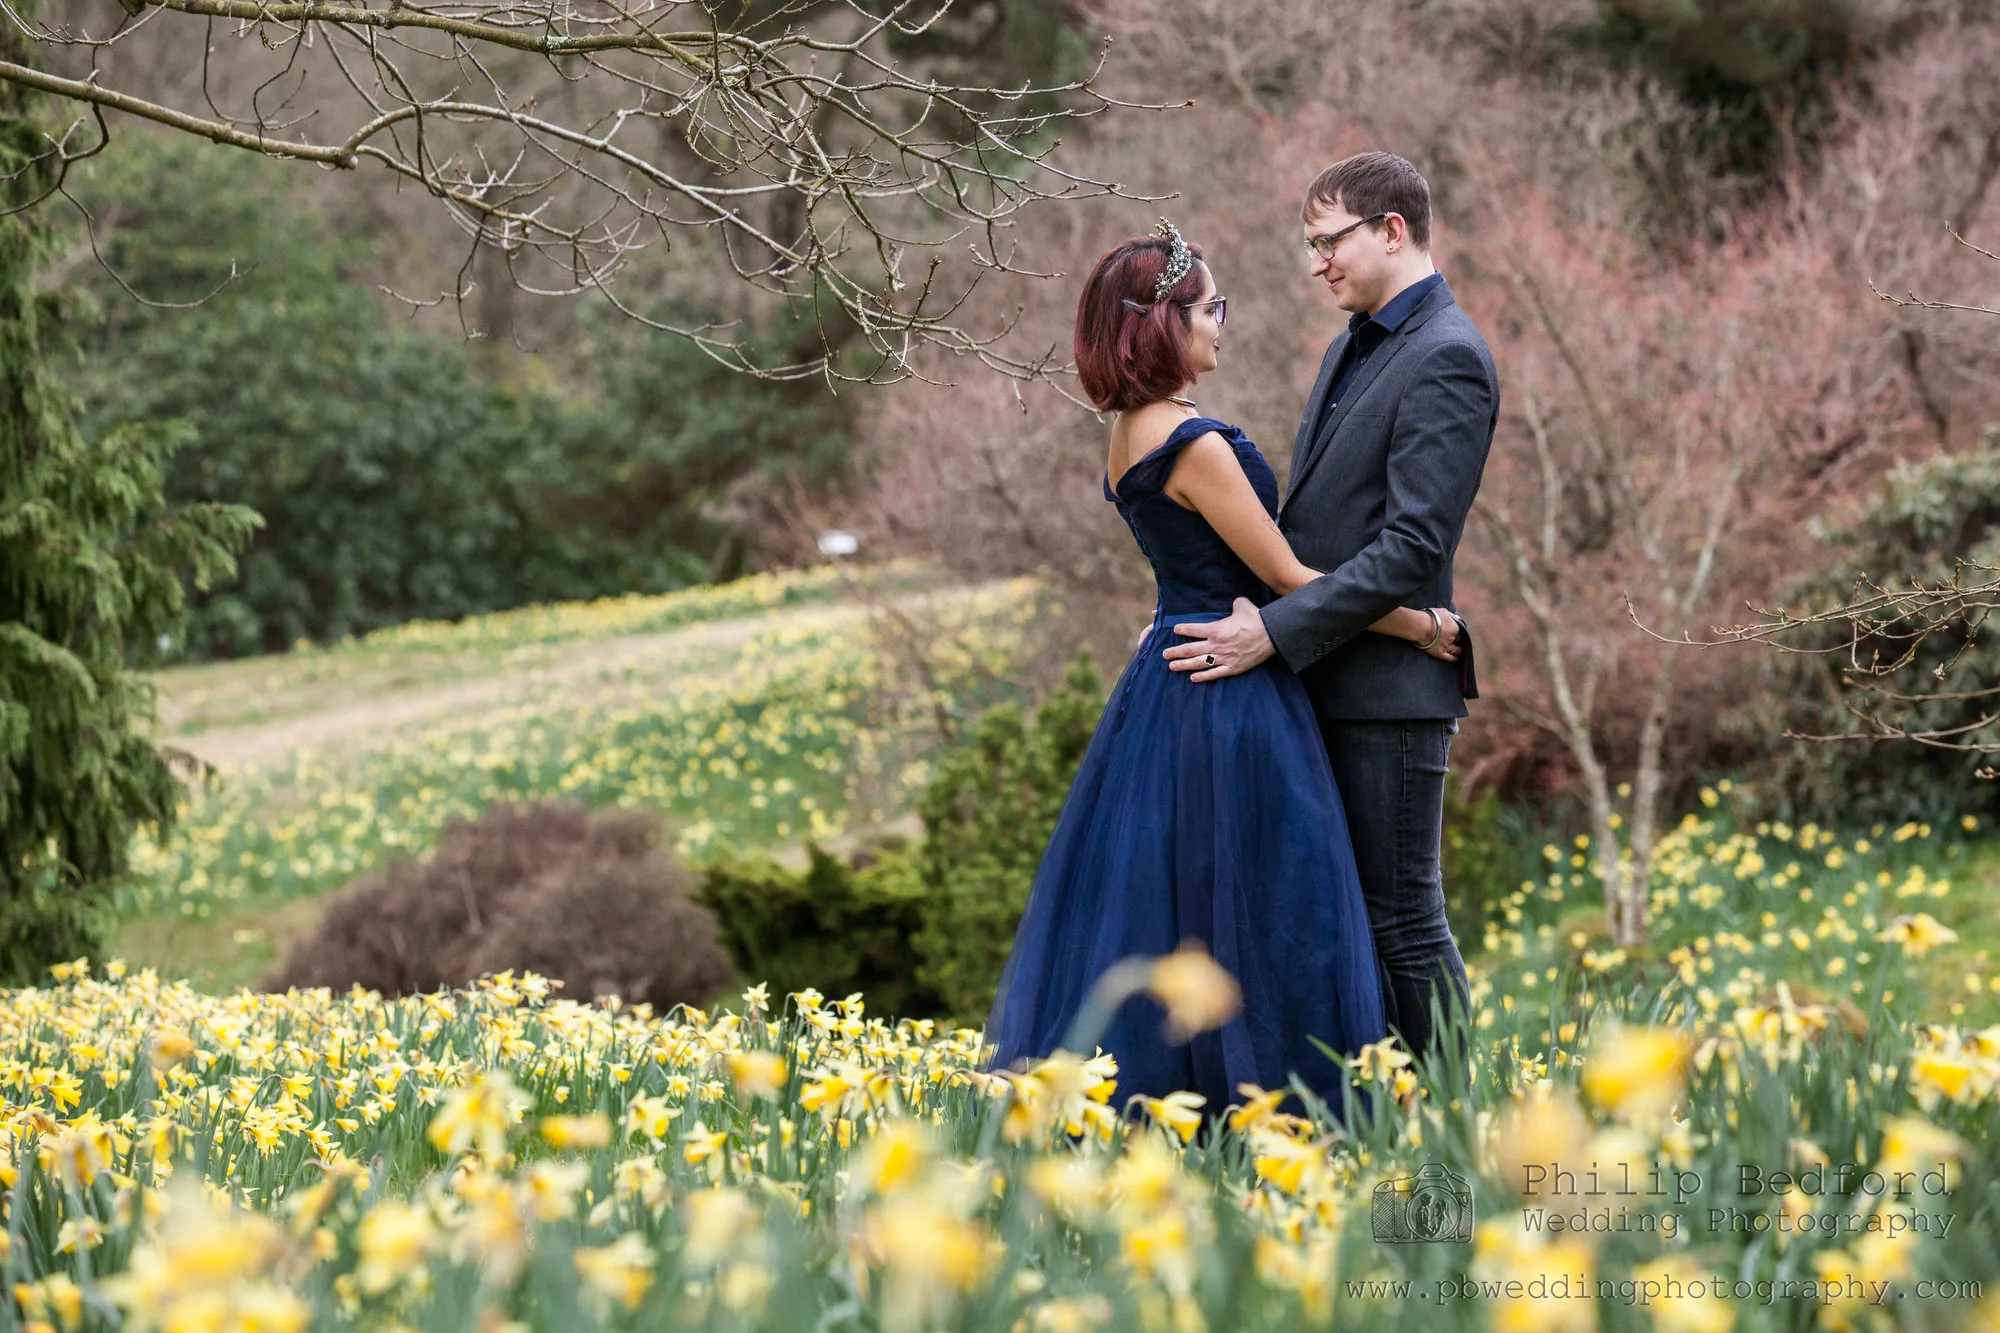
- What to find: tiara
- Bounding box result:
[1150,216,1192,302]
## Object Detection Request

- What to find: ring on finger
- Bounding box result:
[1204,654,1216,667]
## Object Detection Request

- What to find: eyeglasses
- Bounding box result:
[1182,295,1227,327]
[1303,212,1390,261]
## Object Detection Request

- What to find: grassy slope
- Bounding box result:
[111,894,328,993]
[1919,838,2000,1026]
[115,567,1041,991]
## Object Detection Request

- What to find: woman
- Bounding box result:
[981,220,1463,1118]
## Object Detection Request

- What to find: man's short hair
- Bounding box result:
[1302,151,1432,250]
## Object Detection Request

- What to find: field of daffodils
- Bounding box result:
[7,792,2000,1332]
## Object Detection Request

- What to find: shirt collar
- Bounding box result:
[1347,270,1444,336]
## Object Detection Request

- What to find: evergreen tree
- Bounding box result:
[0,14,258,981]
[73,136,849,656]
[1586,0,1894,179]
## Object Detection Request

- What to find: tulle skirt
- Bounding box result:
[982,610,1391,1118]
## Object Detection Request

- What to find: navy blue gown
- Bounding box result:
[982,416,1391,1118]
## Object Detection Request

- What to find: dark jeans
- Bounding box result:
[1318,717,1471,1076]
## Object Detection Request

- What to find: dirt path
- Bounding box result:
[159,586,989,772]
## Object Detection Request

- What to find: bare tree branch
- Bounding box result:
[1636,558,2000,756]
[2,0,1178,383]
[1870,224,2000,317]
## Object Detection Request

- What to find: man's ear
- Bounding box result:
[1383,212,1407,253]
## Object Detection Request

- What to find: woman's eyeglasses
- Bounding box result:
[1182,295,1227,327]
[1303,212,1389,261]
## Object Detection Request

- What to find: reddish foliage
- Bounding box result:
[1442,165,1916,799]
[845,0,2000,807]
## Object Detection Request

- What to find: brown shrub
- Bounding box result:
[261,802,736,1010]
[463,843,737,1010]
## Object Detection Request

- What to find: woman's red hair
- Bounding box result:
[1074,234,1208,412]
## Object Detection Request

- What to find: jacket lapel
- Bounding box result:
[1278,281,1454,521]
[1280,333,1411,518]
[1285,332,1347,497]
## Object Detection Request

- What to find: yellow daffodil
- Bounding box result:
[1145,942,1243,1041]
[540,1113,613,1151]
[1878,913,1958,956]
[1250,1132,1324,1196]
[726,1050,788,1099]
[355,1199,434,1294]
[1630,1254,1734,1333]
[148,1028,196,1070]
[1026,1154,1108,1221]
[1353,1036,1412,1083]
[799,1063,865,1125]
[1470,1217,1595,1333]
[1137,1091,1206,1145]
[428,1071,531,1159]
[1580,1023,1690,1123]
[852,1118,931,1195]
[523,1160,590,1222]
[1876,1115,1966,1189]
[683,1124,730,1168]
[575,1232,655,1311]
[624,1092,678,1142]
[682,1187,756,1269]
[1225,1084,1288,1133]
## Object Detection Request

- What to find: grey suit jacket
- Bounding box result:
[1260,276,1499,721]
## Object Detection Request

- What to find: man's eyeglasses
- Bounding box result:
[1182,295,1227,327]
[1303,212,1390,261]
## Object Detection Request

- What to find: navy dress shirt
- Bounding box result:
[1319,270,1445,430]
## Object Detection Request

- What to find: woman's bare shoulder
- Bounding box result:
[1163,429,1248,499]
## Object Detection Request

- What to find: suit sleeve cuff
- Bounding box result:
[1260,591,1335,673]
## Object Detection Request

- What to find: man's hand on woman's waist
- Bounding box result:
[1163,597,1275,682]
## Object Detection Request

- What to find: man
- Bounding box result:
[1163,151,1499,1069]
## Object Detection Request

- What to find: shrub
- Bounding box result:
[1441,772,1538,947]
[910,652,1104,1020]
[1741,433,2000,828]
[691,649,1546,1024]
[697,840,940,1018]
[464,843,738,1012]
[262,802,734,1010]
[696,652,1105,1024]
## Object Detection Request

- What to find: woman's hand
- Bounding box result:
[1368,606,1466,660]
[1419,610,1464,662]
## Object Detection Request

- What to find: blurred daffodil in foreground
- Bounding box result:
[1580,1022,1690,1124]
[1146,941,1244,1041]
[429,1071,533,1158]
